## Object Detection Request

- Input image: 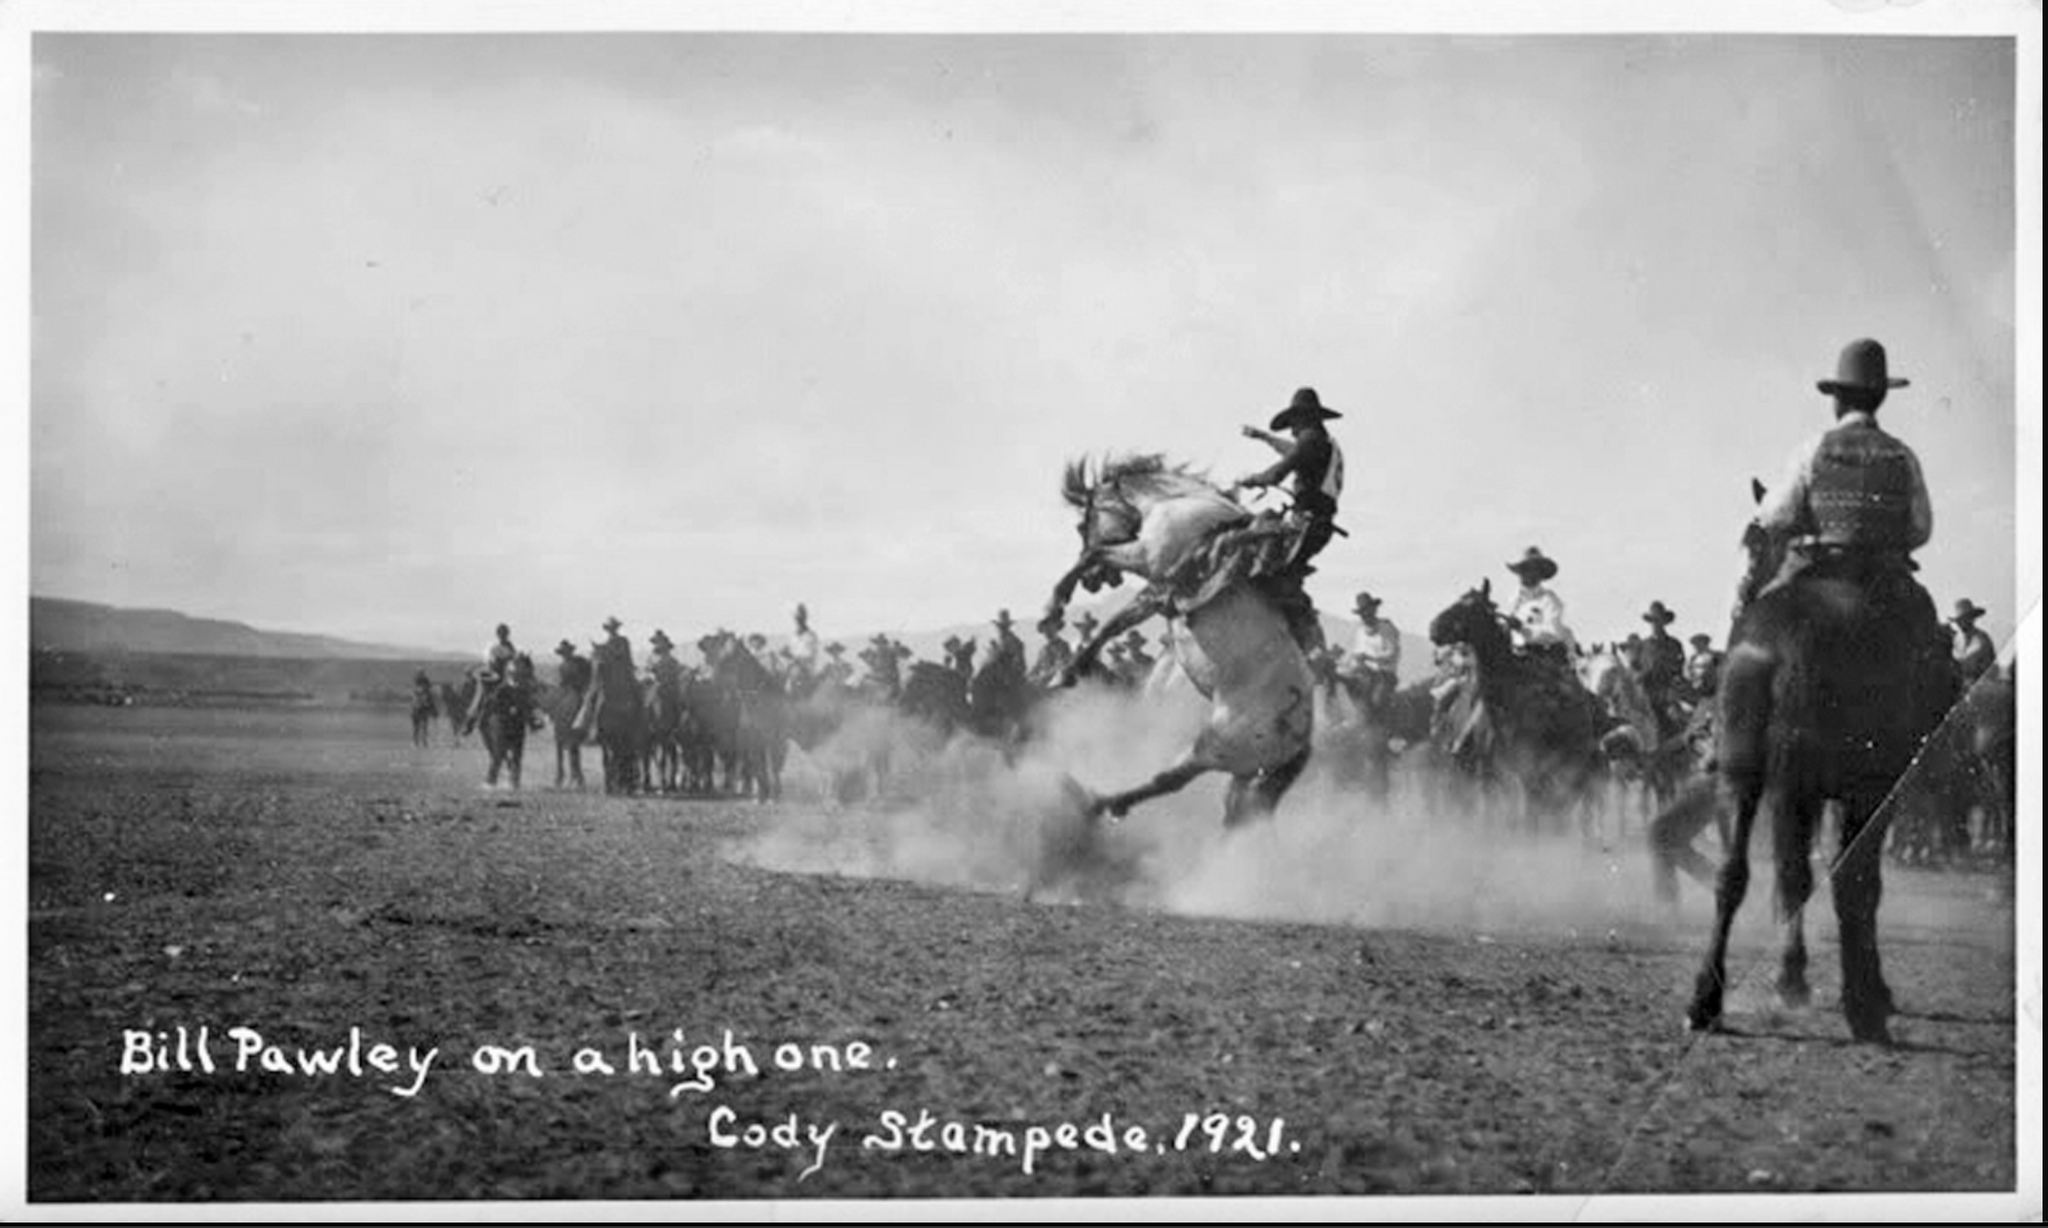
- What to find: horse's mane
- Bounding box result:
[1061,452,1225,509]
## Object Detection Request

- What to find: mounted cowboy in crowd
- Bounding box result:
[1949,599,1996,685]
[1635,600,1690,740]
[462,623,520,736]
[1028,610,1075,691]
[1340,591,1402,720]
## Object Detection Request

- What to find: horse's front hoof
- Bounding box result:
[1776,978,1812,1011]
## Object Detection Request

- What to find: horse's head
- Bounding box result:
[1061,455,1144,551]
[1429,579,1508,657]
[1739,477,1787,601]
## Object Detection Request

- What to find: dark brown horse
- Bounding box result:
[1675,482,1958,1044]
[1426,580,1604,832]
[438,679,473,745]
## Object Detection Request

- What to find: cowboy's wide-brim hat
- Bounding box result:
[1506,547,1558,582]
[1643,601,1676,626]
[1269,386,1343,432]
[993,609,1016,628]
[1688,633,1713,649]
[1817,338,1909,399]
[651,630,674,648]
[602,616,623,632]
[555,639,576,656]
[1951,598,1987,624]
[1354,591,1383,614]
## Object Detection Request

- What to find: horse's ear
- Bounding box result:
[1750,478,1767,505]
[1480,577,1492,601]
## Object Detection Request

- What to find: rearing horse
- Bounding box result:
[1046,453,1315,827]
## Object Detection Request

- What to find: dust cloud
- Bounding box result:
[730,682,1730,942]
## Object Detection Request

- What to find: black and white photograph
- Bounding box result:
[10,0,2040,1216]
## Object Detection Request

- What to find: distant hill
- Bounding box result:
[28,597,467,662]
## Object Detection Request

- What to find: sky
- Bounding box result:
[21,19,2036,659]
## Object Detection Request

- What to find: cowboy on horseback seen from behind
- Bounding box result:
[1341,591,1402,718]
[1949,599,1996,685]
[464,623,519,735]
[1740,338,1943,657]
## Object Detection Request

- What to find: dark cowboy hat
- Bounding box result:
[1951,598,1987,624]
[1353,591,1383,615]
[1506,547,1558,583]
[1817,338,1909,399]
[602,616,623,633]
[993,609,1016,629]
[1122,628,1148,644]
[554,639,576,656]
[1269,386,1343,432]
[825,641,846,656]
[1688,633,1713,649]
[650,629,673,649]
[1642,601,1676,626]
[1074,610,1101,634]
[1036,610,1065,635]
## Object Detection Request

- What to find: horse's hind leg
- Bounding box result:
[1833,781,1897,1043]
[1231,745,1312,829]
[1772,788,1824,1010]
[1687,772,1763,1032]
[1091,751,1215,820]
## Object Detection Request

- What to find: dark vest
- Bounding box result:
[1807,420,1918,551]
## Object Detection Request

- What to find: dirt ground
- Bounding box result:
[24,703,2025,1212]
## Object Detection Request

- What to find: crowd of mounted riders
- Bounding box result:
[407,342,2014,861]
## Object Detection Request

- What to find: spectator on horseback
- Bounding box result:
[1237,386,1346,578]
[554,638,593,697]
[647,630,685,691]
[1342,591,1402,717]
[821,641,856,687]
[1684,633,1724,697]
[1637,601,1689,735]
[1505,547,1578,666]
[1028,611,1075,689]
[577,616,634,734]
[1121,628,1157,681]
[1949,599,1996,684]
[789,604,822,679]
[464,623,519,734]
[1742,339,1937,643]
[991,609,1029,671]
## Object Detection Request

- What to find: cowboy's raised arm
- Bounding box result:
[1241,425,1291,454]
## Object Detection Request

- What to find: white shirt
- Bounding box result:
[1510,585,1576,652]
[1348,618,1401,674]
[789,627,821,671]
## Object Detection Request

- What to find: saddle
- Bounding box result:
[1164,512,1322,617]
